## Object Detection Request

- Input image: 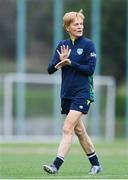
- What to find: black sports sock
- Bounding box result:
[87,152,100,166]
[53,155,64,170]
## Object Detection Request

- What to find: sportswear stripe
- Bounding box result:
[88,152,96,158]
[57,155,64,162]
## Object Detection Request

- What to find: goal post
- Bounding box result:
[94,76,116,141]
[1,73,116,141]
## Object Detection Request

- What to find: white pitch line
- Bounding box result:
[20,174,128,179]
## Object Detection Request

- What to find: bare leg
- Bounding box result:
[43,113,102,174]
[57,110,82,158]
[74,117,101,173]
[74,118,95,154]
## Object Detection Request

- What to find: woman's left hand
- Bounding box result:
[55,59,71,69]
[57,45,71,61]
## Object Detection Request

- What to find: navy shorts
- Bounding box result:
[61,98,91,115]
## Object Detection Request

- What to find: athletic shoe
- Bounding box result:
[88,165,102,174]
[43,164,58,174]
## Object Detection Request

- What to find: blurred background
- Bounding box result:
[0,0,128,141]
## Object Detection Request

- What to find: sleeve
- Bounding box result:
[47,43,61,74]
[71,41,96,76]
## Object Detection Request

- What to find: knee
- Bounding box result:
[63,124,74,135]
[74,127,85,137]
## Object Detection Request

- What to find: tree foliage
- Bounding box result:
[0,0,126,84]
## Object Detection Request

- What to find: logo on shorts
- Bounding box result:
[79,105,83,109]
[86,100,90,105]
[77,48,83,55]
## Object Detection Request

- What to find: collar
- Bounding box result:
[70,36,84,45]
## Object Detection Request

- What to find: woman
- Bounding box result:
[43,9,102,175]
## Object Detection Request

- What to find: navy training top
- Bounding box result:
[48,36,96,101]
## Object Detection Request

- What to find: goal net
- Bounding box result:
[0,73,116,141]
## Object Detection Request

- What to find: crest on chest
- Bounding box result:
[77,48,83,55]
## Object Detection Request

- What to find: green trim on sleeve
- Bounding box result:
[88,76,94,101]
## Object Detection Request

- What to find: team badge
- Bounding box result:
[77,48,83,55]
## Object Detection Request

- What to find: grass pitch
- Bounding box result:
[0,140,128,179]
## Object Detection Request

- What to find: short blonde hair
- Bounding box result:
[63,9,85,29]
